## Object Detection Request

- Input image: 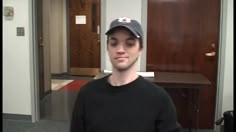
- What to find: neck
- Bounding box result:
[109,66,139,86]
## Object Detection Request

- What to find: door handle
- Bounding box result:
[205,51,215,57]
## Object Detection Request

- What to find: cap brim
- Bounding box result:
[105,25,140,38]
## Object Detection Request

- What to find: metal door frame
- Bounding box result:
[29,0,40,122]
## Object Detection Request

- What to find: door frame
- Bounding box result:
[30,0,40,122]
[30,0,103,122]
[30,0,228,125]
[214,0,231,131]
[30,0,52,122]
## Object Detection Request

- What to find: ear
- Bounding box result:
[138,44,143,51]
[138,47,143,55]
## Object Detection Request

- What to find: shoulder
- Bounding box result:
[137,76,165,93]
[138,76,172,101]
[78,75,109,94]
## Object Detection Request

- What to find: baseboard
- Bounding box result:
[3,113,32,121]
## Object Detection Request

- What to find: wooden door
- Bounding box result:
[36,0,51,100]
[147,0,220,129]
[69,0,101,76]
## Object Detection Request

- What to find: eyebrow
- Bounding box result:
[109,37,117,40]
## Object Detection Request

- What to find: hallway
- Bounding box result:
[40,75,93,121]
[40,90,78,121]
[3,76,93,132]
[3,76,92,132]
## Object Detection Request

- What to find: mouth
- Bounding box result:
[115,57,128,60]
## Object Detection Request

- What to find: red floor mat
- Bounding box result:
[59,80,90,91]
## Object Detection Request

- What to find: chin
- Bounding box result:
[115,65,128,70]
[113,64,132,71]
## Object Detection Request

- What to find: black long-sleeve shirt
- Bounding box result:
[70,75,181,132]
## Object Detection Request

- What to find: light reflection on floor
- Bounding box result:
[51,79,74,91]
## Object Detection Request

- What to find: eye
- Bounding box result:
[109,40,117,47]
[126,40,136,47]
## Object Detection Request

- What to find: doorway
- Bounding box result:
[35,0,101,120]
[69,0,101,76]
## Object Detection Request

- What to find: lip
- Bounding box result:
[115,57,128,59]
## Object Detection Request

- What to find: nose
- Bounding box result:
[116,44,125,53]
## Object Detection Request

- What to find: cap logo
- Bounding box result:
[117,17,131,23]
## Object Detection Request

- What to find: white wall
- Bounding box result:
[3,0,32,115]
[103,0,143,71]
[221,0,233,114]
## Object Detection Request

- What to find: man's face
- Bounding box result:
[107,28,142,72]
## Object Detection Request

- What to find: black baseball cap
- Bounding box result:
[105,17,143,44]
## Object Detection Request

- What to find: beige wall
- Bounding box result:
[62,0,68,73]
[49,0,67,74]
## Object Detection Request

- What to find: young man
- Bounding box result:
[70,17,181,132]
